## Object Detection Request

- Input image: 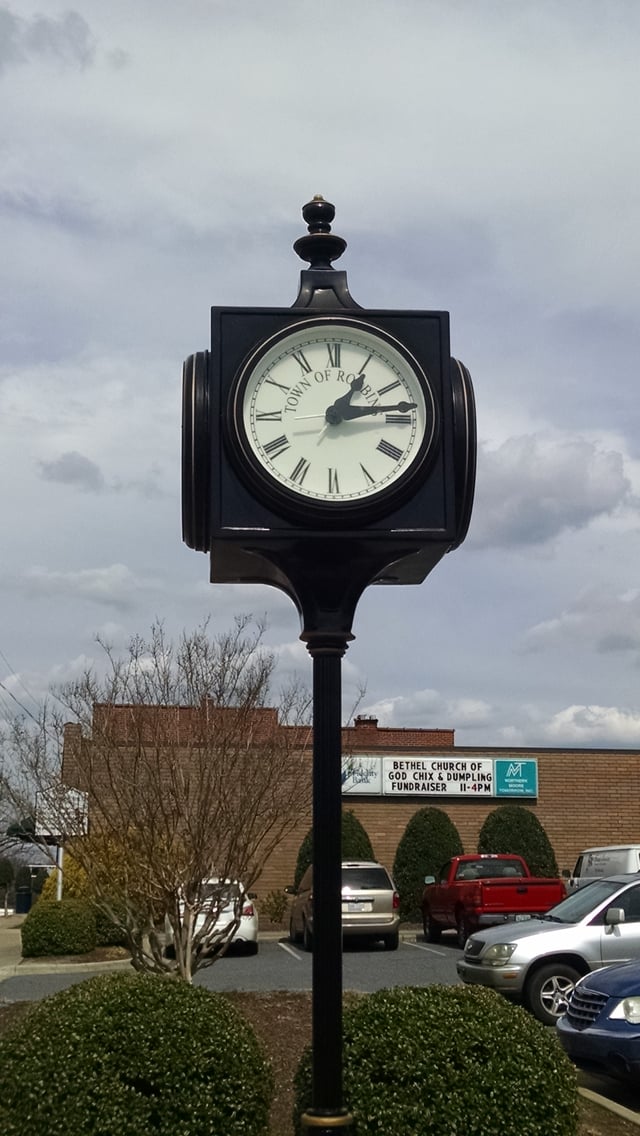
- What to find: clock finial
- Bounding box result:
[294,196,347,269]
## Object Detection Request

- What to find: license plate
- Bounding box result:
[514,913,532,921]
[343,901,373,913]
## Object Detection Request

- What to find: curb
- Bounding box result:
[578,1086,640,1127]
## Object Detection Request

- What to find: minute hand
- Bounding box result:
[339,401,417,420]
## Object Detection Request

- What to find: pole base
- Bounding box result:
[301,1110,354,1130]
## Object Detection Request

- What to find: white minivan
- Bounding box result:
[567,844,640,890]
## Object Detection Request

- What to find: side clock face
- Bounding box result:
[229,318,439,518]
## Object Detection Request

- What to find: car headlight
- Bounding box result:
[482,943,517,966]
[609,997,640,1024]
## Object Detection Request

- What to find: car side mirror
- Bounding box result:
[605,906,625,926]
[423,875,436,885]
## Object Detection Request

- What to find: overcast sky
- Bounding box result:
[2,1,640,749]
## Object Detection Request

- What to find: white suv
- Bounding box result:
[289,860,400,951]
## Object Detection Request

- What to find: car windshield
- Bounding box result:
[342,868,391,891]
[539,878,626,923]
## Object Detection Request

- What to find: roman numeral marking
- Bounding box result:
[360,464,375,486]
[328,468,340,494]
[263,434,290,458]
[291,350,312,374]
[385,413,412,425]
[326,342,341,368]
[256,410,282,421]
[377,438,403,461]
[265,377,291,393]
[377,379,401,396]
[290,457,310,485]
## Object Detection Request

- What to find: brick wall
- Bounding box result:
[62,706,640,908]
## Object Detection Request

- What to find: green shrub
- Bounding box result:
[21,897,96,957]
[40,857,128,947]
[293,985,578,1136]
[260,888,289,924]
[393,807,463,921]
[94,906,128,947]
[293,809,375,889]
[478,805,559,876]
[0,972,273,1136]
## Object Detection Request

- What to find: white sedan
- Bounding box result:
[165,879,259,957]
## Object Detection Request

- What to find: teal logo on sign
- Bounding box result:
[495,759,538,797]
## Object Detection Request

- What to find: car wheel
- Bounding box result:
[244,940,259,956]
[524,963,581,1026]
[302,920,313,953]
[456,914,471,950]
[422,910,442,943]
[383,931,399,951]
[289,916,303,946]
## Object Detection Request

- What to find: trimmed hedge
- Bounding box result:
[293,809,375,890]
[21,897,96,957]
[294,985,578,1136]
[478,804,560,876]
[393,807,463,921]
[0,972,273,1136]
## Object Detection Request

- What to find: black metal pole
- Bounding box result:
[301,634,353,1133]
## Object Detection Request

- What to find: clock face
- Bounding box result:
[229,318,438,516]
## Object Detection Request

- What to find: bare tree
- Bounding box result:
[1,617,312,981]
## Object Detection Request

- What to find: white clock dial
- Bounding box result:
[233,320,437,508]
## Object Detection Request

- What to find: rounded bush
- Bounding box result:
[0,972,273,1136]
[294,985,577,1136]
[478,805,559,876]
[293,809,375,889]
[393,807,463,921]
[40,857,128,947]
[21,897,96,957]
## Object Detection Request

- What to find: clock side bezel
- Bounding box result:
[225,315,441,526]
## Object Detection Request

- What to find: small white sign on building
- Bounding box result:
[341,754,383,795]
[35,788,88,838]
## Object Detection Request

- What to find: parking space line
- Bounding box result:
[278,941,304,960]
[403,939,448,957]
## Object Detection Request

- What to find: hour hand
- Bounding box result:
[339,401,417,420]
[325,374,365,425]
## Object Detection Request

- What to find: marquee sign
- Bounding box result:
[341,755,538,798]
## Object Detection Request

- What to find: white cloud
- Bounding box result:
[361,691,493,731]
[524,589,640,656]
[23,564,163,611]
[543,704,640,747]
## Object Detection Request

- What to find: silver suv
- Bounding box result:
[456,874,640,1025]
[289,860,400,952]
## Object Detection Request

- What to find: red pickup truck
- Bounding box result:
[421,854,566,948]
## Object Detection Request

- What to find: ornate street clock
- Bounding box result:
[180,197,477,1136]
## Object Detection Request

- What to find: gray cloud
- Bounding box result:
[24,564,162,612]
[0,8,95,74]
[39,450,105,492]
[470,434,633,549]
[523,589,640,656]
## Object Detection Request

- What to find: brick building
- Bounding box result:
[62,704,640,903]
